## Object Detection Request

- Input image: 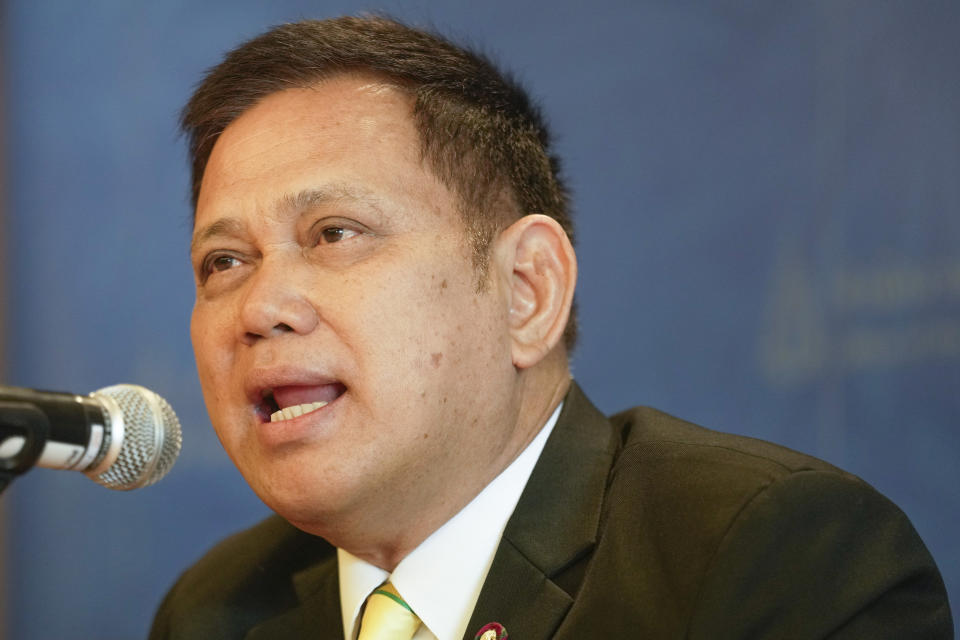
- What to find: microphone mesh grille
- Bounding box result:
[89,384,182,490]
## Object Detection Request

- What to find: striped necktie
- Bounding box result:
[357,582,422,640]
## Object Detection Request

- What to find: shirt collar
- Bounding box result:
[339,402,563,640]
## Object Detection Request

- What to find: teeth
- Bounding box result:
[270,401,328,423]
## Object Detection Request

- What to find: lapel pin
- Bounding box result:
[474,622,508,640]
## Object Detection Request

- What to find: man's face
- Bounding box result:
[190,77,521,537]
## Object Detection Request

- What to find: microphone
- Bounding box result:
[0,384,182,490]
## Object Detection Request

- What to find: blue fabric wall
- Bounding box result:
[2,2,957,637]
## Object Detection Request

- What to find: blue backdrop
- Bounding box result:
[2,2,958,638]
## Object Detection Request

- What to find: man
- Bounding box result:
[151,16,952,639]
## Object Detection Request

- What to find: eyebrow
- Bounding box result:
[190,217,246,254]
[190,184,383,253]
[278,184,383,215]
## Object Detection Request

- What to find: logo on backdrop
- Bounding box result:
[758,251,960,387]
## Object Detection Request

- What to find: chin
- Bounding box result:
[247,461,356,531]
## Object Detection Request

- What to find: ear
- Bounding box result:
[493,214,577,369]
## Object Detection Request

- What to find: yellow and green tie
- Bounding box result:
[357,582,421,640]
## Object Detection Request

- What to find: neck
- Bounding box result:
[323,353,572,571]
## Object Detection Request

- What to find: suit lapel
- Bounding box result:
[245,553,344,640]
[465,382,619,640]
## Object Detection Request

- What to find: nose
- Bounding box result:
[237,258,319,345]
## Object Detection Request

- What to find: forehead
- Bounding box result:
[194,75,446,229]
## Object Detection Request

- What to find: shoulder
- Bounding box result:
[602,405,862,534]
[592,405,953,637]
[605,405,876,521]
[601,404,922,578]
[149,515,336,639]
[611,404,847,477]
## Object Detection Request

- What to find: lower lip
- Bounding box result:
[255,394,343,448]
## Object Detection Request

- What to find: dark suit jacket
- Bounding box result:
[150,382,952,639]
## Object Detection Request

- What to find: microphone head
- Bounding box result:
[87,384,182,490]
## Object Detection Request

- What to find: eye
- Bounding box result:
[320,227,346,243]
[200,253,243,278]
[316,224,360,245]
[212,255,240,271]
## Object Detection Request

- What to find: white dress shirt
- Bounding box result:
[339,403,563,640]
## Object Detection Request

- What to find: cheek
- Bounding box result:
[413,282,508,391]
[336,272,468,398]
[190,305,236,411]
[408,281,483,365]
[191,304,230,364]
[190,304,209,353]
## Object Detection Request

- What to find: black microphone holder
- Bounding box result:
[0,401,50,493]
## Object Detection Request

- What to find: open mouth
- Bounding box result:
[256,383,347,423]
